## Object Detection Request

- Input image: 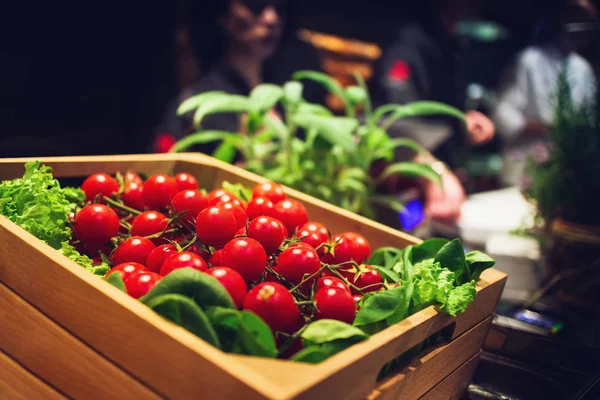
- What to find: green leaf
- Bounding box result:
[293,70,348,107]
[377,162,441,186]
[283,81,303,106]
[412,238,450,265]
[376,267,401,283]
[410,262,455,313]
[264,113,289,141]
[193,95,250,127]
[301,320,369,344]
[292,114,358,152]
[296,102,333,116]
[290,341,355,363]
[381,102,466,131]
[105,272,126,292]
[353,286,407,327]
[205,307,277,357]
[169,131,234,153]
[373,138,426,160]
[368,247,402,269]
[371,104,400,125]
[353,72,372,119]
[249,83,283,112]
[221,181,253,202]
[140,267,236,309]
[434,239,469,285]
[367,195,406,212]
[176,91,227,116]
[59,241,110,276]
[212,135,243,163]
[465,251,495,282]
[145,294,221,348]
[345,86,366,106]
[440,281,477,316]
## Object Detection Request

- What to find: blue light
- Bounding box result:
[398,199,425,231]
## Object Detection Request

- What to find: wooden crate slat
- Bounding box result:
[0,349,66,400]
[419,352,481,400]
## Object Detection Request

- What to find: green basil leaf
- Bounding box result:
[371,104,399,124]
[212,136,241,163]
[176,91,228,116]
[264,113,289,141]
[292,114,358,152]
[249,83,283,112]
[140,267,236,309]
[290,340,355,363]
[434,239,469,285]
[374,137,426,161]
[353,287,406,327]
[296,102,333,116]
[368,247,402,268]
[396,101,465,122]
[283,81,303,106]
[345,85,366,106]
[412,238,450,265]
[353,72,372,118]
[292,70,348,106]
[376,162,441,186]
[105,273,126,292]
[385,282,414,326]
[145,294,221,348]
[465,251,496,282]
[301,319,369,344]
[193,95,250,127]
[439,281,477,316]
[376,266,401,283]
[170,131,233,153]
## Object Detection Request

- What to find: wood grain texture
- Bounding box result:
[0,282,160,400]
[0,350,65,400]
[0,154,506,400]
[420,352,481,400]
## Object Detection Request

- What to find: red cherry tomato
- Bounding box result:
[142,174,179,210]
[252,181,287,204]
[352,266,383,293]
[246,196,275,221]
[277,245,321,286]
[106,262,149,282]
[298,222,329,249]
[175,172,198,191]
[236,226,247,236]
[122,181,145,211]
[273,199,308,235]
[124,171,143,185]
[220,238,267,282]
[343,232,371,264]
[124,271,162,298]
[214,194,245,209]
[315,287,356,324]
[196,206,237,247]
[206,267,248,309]
[316,276,351,295]
[130,211,169,238]
[172,190,209,223]
[188,244,212,262]
[159,251,208,276]
[207,189,238,204]
[81,173,120,203]
[146,244,177,273]
[74,204,119,247]
[209,249,223,267]
[247,216,286,253]
[321,232,370,265]
[112,236,156,266]
[243,282,301,333]
[218,202,247,229]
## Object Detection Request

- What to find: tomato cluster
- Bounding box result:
[73,172,384,353]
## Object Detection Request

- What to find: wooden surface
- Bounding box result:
[0,154,506,400]
[0,350,66,400]
[420,352,481,400]
[0,281,160,400]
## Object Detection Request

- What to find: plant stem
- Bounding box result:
[295,300,315,306]
[103,196,141,216]
[289,265,328,293]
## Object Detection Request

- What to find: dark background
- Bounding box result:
[1,0,598,158]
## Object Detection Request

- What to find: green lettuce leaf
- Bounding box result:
[59,241,110,277]
[440,281,477,317]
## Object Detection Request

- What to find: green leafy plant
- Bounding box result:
[171,71,466,218]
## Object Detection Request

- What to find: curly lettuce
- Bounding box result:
[59,241,110,276]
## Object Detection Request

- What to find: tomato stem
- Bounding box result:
[288,264,328,293]
[103,196,142,216]
[294,300,315,306]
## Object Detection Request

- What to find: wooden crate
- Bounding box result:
[0,154,507,400]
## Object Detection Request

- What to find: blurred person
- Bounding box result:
[492,0,597,186]
[372,0,494,222]
[153,0,324,153]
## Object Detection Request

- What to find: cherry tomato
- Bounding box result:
[188,244,212,262]
[343,232,371,264]
[218,202,247,229]
[214,194,245,209]
[196,206,237,248]
[142,174,179,210]
[146,244,177,273]
[220,238,267,282]
[352,266,383,293]
[124,171,143,185]
[247,216,286,253]
[74,204,119,247]
[298,222,329,249]
[316,276,351,295]
[206,267,247,309]
[172,190,209,223]
[243,282,301,333]
[81,173,120,203]
[112,236,156,266]
[175,172,198,191]
[106,262,148,282]
[353,294,362,311]
[273,199,308,235]
[252,181,287,204]
[159,251,208,276]
[236,226,247,236]
[207,189,238,204]
[124,271,162,298]
[277,245,321,286]
[246,196,275,221]
[209,249,223,267]
[314,287,356,324]
[321,232,370,265]
[122,181,145,211]
[130,211,169,239]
